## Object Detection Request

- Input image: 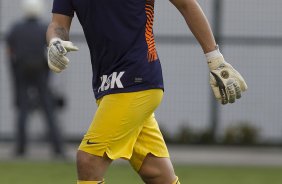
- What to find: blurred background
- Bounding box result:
[0,0,282,184]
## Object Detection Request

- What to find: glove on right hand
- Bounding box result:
[48,38,79,73]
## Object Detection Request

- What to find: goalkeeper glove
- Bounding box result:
[206,48,247,105]
[47,38,79,73]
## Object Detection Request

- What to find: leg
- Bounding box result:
[78,89,163,183]
[37,74,64,155]
[15,82,29,155]
[129,114,180,184]
[139,154,176,184]
[16,103,29,155]
[77,150,112,181]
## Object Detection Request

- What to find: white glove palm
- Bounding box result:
[48,38,79,73]
[208,56,247,105]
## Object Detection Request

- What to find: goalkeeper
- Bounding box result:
[47,0,247,183]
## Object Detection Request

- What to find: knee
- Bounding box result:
[76,150,112,181]
[76,151,101,180]
[139,163,163,181]
[139,163,176,184]
[138,156,176,184]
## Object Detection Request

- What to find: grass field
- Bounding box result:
[1,161,282,184]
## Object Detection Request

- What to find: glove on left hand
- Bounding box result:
[208,56,248,105]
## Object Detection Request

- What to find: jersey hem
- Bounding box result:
[95,86,164,100]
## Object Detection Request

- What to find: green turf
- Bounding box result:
[1,161,282,184]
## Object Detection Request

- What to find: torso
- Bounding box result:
[53,0,163,99]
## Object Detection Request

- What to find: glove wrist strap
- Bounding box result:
[206,45,226,70]
[205,45,222,60]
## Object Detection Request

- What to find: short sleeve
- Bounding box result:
[52,0,74,17]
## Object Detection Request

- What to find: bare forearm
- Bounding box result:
[170,0,216,53]
[46,14,72,44]
[46,23,70,43]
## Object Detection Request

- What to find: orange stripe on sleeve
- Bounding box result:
[145,0,158,62]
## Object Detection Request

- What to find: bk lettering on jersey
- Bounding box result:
[98,72,125,92]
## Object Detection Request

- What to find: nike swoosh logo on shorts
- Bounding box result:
[86,140,99,145]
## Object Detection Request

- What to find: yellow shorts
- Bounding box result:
[78,89,169,171]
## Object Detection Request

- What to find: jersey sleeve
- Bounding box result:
[52,0,74,17]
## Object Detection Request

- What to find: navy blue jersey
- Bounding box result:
[52,0,164,99]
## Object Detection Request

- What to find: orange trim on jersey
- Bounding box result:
[145,0,158,62]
